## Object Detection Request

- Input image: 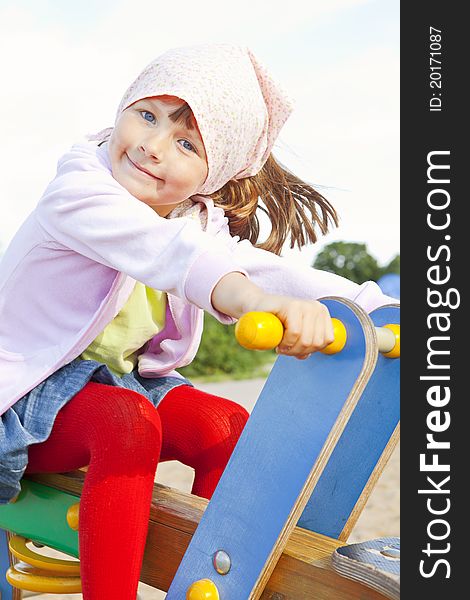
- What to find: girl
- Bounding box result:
[0,44,396,598]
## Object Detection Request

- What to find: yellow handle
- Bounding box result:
[235,312,346,354]
[382,324,400,358]
[235,312,399,357]
[321,318,347,354]
[234,311,284,350]
[186,578,220,600]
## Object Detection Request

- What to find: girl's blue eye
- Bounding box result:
[141,111,156,123]
[180,139,195,152]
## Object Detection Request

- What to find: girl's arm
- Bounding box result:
[211,272,335,359]
[205,200,398,313]
[216,232,398,314]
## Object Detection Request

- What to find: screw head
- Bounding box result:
[213,549,231,575]
[381,547,400,559]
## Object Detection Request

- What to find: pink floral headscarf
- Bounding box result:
[91,44,293,195]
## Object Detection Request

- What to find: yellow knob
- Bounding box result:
[235,311,284,350]
[186,578,220,600]
[382,324,400,358]
[66,503,80,531]
[321,318,347,355]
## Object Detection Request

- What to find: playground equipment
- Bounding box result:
[376,274,400,301]
[0,297,400,599]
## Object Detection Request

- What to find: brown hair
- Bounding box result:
[169,102,338,254]
[210,154,339,255]
[168,102,196,130]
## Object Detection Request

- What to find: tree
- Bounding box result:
[383,254,400,275]
[313,242,382,284]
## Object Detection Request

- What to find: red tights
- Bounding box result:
[25,382,249,599]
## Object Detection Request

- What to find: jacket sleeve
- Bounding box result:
[34,143,244,322]
[209,211,399,313]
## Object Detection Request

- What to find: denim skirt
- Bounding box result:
[0,358,191,504]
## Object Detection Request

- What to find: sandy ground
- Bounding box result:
[24,377,399,600]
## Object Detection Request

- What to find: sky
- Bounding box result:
[0,0,399,267]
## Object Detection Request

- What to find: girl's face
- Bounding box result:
[108,95,208,216]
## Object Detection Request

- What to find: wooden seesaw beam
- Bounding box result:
[23,470,389,600]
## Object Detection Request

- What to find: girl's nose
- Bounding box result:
[140,133,167,161]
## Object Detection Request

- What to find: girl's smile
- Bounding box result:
[125,154,164,182]
[108,95,208,216]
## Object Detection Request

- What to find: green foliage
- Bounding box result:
[313,242,400,284]
[384,254,400,274]
[313,242,380,283]
[179,313,274,380]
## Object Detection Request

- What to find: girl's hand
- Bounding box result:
[243,293,335,359]
[211,273,335,359]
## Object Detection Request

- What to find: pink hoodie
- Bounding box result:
[0,141,396,415]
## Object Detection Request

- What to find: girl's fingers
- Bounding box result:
[277,309,303,353]
[309,305,334,352]
[276,303,334,357]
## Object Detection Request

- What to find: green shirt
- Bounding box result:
[80,283,166,376]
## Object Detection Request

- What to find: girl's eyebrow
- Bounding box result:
[138,98,205,155]
[140,98,193,124]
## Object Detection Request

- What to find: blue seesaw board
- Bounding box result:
[166,298,378,600]
[297,305,400,539]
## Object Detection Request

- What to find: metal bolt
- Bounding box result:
[213,549,231,575]
[381,547,400,559]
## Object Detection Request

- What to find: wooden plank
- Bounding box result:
[298,305,400,540]
[165,298,378,599]
[21,473,390,599]
[262,552,392,600]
